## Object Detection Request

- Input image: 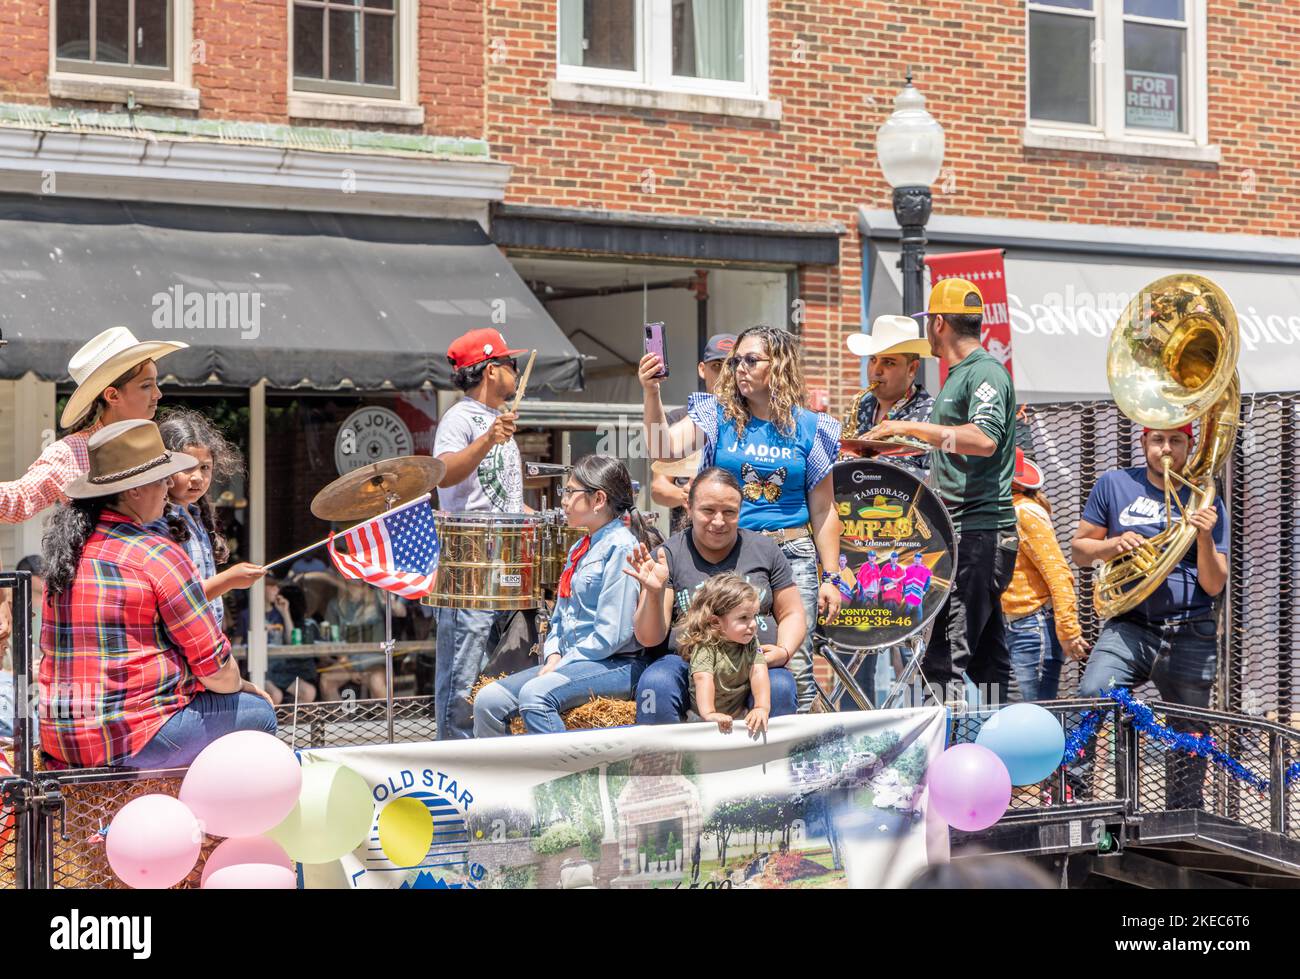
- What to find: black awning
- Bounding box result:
[0,194,583,392]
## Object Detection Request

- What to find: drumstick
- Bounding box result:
[510,349,538,414]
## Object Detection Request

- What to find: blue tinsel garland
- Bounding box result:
[1059,687,1298,793]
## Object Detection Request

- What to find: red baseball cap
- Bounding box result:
[1143,423,1195,442]
[1012,447,1044,491]
[447,328,527,370]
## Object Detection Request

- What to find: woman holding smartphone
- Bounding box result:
[640,325,843,712]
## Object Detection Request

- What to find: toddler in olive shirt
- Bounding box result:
[678,573,771,736]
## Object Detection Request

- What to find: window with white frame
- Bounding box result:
[293,0,400,99]
[558,0,766,99]
[1027,0,1205,143]
[55,0,175,80]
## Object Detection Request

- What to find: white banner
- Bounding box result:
[300,709,950,890]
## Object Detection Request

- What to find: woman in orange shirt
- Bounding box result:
[1000,449,1090,701]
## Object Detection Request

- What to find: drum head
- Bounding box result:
[822,459,957,650]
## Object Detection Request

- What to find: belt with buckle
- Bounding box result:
[760,526,811,545]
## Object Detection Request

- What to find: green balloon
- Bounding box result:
[268,762,374,865]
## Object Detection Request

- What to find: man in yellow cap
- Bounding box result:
[866,278,1018,705]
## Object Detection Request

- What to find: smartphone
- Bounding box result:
[643,322,668,378]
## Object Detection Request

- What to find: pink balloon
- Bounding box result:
[927,744,1012,832]
[203,863,297,889]
[106,794,202,889]
[201,836,294,888]
[180,731,302,839]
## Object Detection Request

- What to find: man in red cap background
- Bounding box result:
[433,327,528,739]
[1070,423,1227,808]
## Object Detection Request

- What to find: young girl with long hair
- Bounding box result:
[473,455,658,736]
[148,409,264,630]
[677,573,771,736]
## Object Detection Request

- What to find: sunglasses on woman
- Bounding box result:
[731,354,771,371]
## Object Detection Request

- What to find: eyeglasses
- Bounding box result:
[731,354,771,372]
[558,486,592,499]
[492,357,519,374]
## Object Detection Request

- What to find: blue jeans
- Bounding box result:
[1007,606,1065,702]
[634,654,798,723]
[1070,615,1218,809]
[436,607,515,740]
[474,655,650,736]
[125,691,277,770]
[781,537,820,713]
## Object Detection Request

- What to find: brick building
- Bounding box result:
[481,0,1300,411]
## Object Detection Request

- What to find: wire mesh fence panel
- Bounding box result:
[52,773,218,890]
[947,702,1122,810]
[1025,396,1299,719]
[275,695,437,750]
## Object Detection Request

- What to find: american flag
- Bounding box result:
[327,493,440,599]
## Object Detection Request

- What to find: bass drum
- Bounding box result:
[822,459,957,651]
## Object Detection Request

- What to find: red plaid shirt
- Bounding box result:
[38,510,230,768]
[0,424,100,523]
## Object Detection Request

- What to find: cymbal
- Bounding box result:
[651,451,702,480]
[311,455,446,522]
[839,437,929,459]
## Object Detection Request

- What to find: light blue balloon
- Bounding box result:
[975,703,1066,786]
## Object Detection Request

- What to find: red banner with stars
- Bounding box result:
[925,249,1012,382]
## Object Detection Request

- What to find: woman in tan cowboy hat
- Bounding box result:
[0,327,186,524]
[38,419,275,770]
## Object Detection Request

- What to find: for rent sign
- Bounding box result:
[1126,71,1179,130]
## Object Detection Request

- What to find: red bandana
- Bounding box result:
[557,535,592,599]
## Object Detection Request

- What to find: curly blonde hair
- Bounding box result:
[714,326,807,438]
[677,573,760,662]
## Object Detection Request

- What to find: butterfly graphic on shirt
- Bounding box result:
[741,463,787,503]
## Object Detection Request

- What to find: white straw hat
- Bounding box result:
[61,327,187,429]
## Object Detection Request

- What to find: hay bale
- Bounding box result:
[469,673,636,734]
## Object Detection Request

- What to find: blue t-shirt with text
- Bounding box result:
[1081,467,1228,622]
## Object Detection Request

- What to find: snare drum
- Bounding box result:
[423,512,541,610]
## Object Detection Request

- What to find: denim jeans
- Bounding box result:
[436,607,515,740]
[125,691,277,769]
[922,528,1019,705]
[1070,615,1218,809]
[1007,606,1065,702]
[781,537,821,713]
[474,654,650,736]
[634,653,798,723]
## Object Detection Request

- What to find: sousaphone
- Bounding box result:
[1093,274,1240,619]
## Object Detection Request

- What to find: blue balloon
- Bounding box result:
[975,703,1066,785]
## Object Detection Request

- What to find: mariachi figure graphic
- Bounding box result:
[856,550,881,604]
[835,554,862,603]
[902,551,933,609]
[879,550,906,611]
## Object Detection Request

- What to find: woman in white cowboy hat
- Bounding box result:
[38,419,274,770]
[0,327,186,524]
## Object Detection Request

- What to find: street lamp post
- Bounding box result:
[875,71,946,318]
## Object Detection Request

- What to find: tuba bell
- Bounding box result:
[1093,274,1240,620]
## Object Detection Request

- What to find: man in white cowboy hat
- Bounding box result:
[0,327,186,524]
[39,419,274,770]
[843,315,935,473]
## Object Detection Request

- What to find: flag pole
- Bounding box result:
[261,492,433,572]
